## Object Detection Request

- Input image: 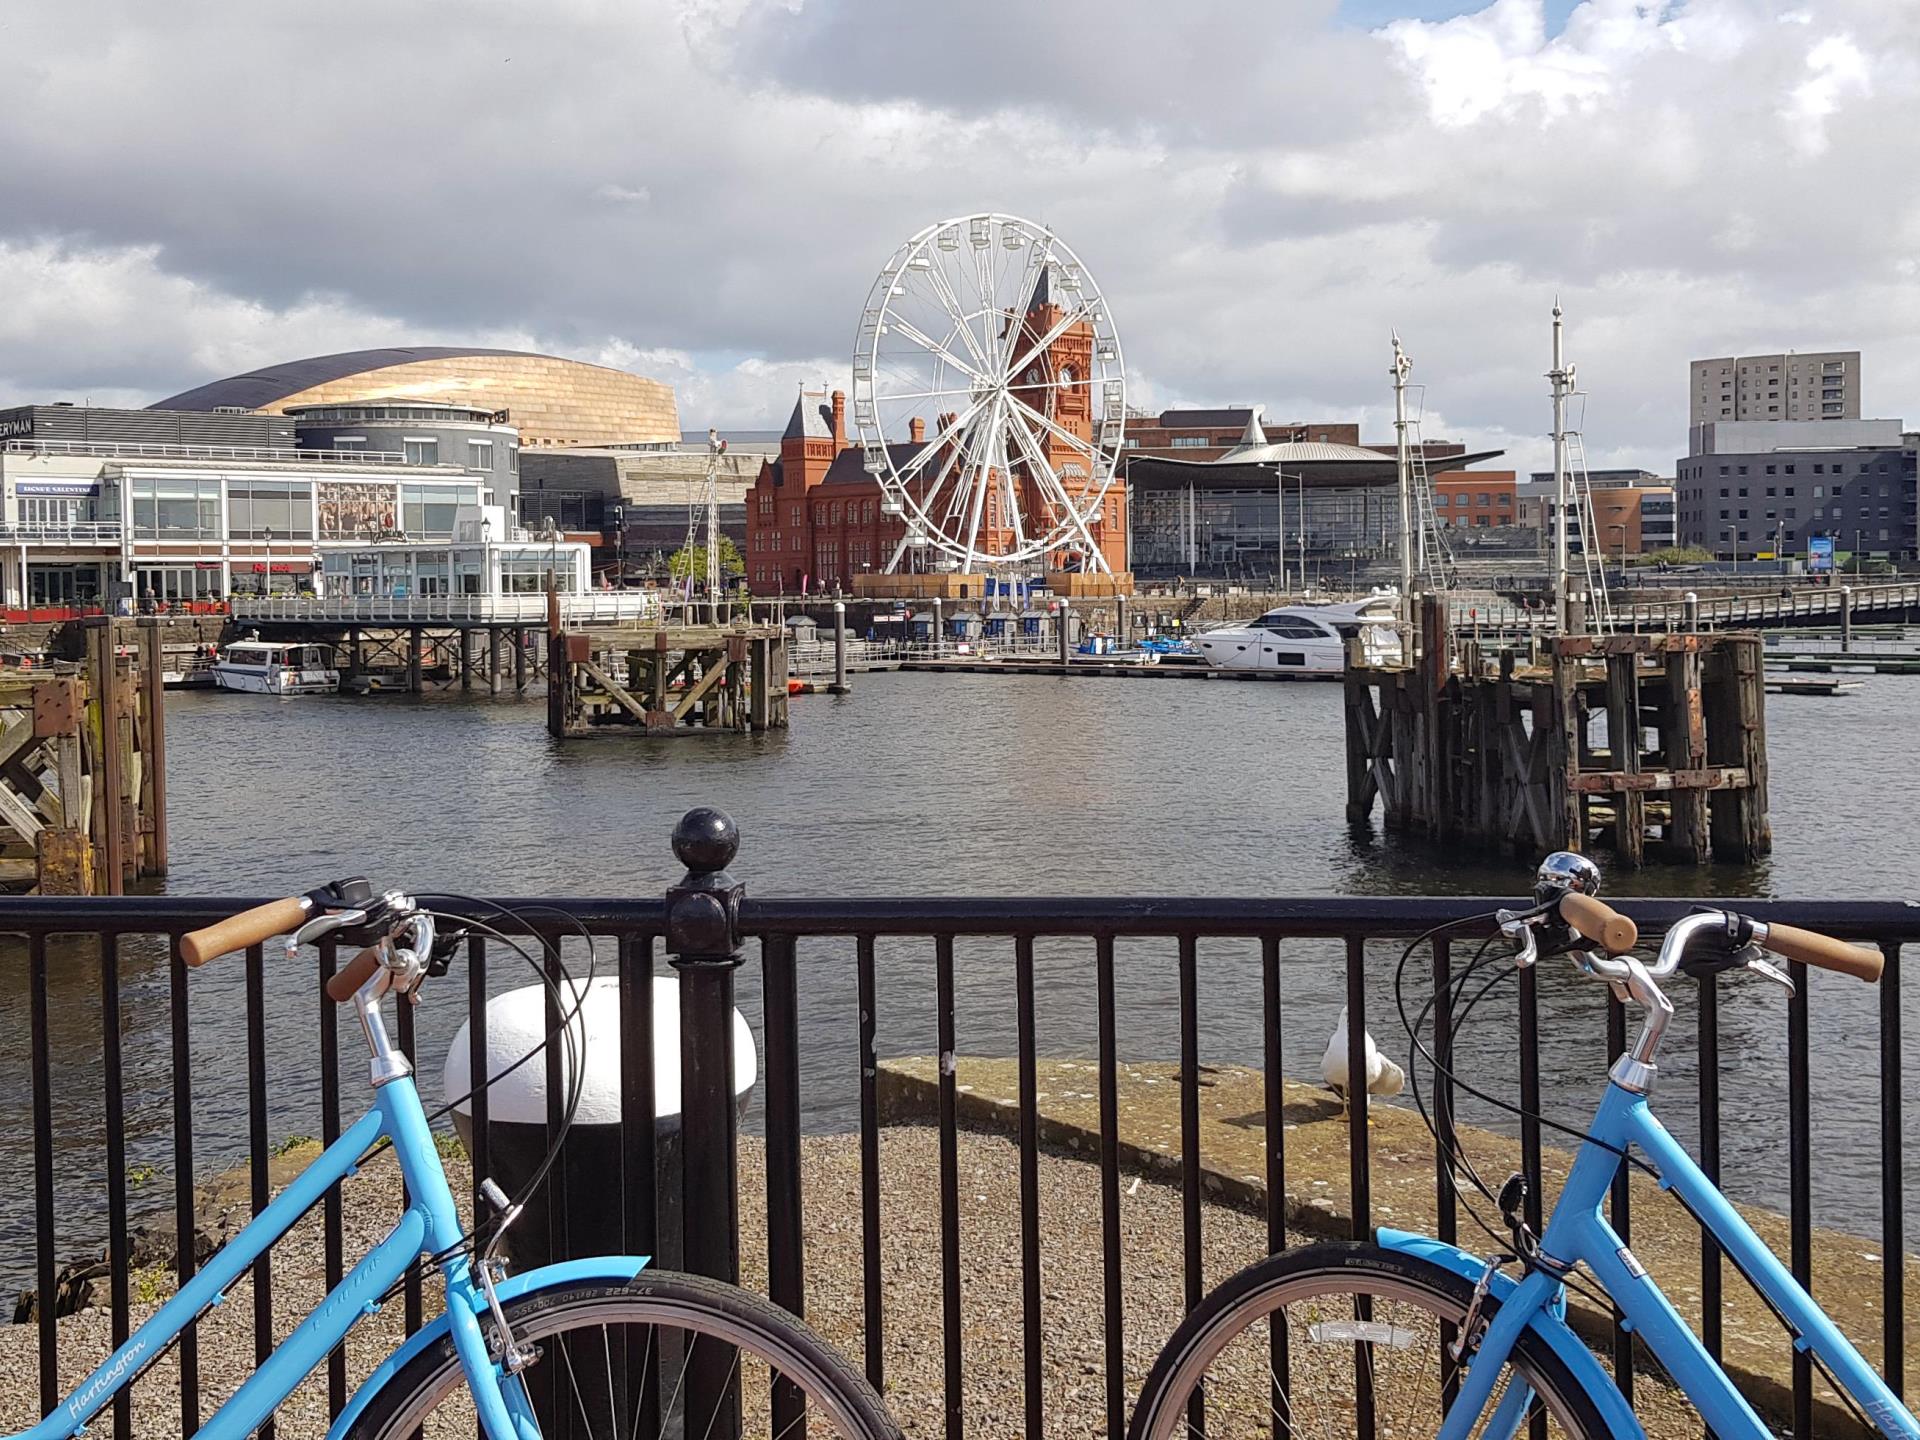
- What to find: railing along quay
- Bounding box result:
[0,810,1913,1438]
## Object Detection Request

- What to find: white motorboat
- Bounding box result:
[1194,595,1403,675]
[212,640,339,695]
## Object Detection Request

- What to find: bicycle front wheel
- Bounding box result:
[347,1268,901,1440]
[1128,1242,1610,1440]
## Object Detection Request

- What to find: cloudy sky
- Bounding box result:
[1,0,1912,477]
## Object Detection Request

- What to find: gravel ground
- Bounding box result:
[1,1128,1704,1438]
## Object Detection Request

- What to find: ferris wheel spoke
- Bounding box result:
[868,382,984,406]
[1004,304,1093,388]
[893,394,990,482]
[924,261,994,373]
[1007,391,1102,463]
[1009,418,1111,573]
[889,317,986,384]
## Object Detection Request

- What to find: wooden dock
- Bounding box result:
[895,657,1335,682]
[546,622,790,738]
[1345,600,1769,866]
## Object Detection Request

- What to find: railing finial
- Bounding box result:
[672,805,738,877]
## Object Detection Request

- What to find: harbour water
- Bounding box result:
[3,671,1917,1284]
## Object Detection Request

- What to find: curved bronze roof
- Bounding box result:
[151,347,550,413]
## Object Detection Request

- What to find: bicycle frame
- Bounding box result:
[1417,1079,1919,1440]
[12,1072,594,1440]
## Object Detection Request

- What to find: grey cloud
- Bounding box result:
[0,0,1915,469]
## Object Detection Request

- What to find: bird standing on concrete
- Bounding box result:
[1321,1006,1405,1117]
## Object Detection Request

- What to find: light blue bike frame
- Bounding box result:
[1410,1079,1920,1440]
[11,1072,646,1440]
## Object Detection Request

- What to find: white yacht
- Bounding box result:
[212,640,340,695]
[1194,596,1403,675]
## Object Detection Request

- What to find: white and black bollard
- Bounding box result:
[443,973,757,1277]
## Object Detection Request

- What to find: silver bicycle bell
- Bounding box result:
[1534,850,1603,905]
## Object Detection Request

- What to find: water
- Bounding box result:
[3,670,1917,1285]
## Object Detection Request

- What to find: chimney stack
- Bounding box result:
[910,416,926,444]
[831,389,846,446]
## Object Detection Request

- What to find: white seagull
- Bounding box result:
[1321,1006,1405,1117]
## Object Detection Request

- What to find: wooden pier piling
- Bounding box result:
[547,622,789,738]
[2,618,168,894]
[1344,597,1770,866]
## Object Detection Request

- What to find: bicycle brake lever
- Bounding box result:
[1746,952,1795,993]
[1497,908,1541,968]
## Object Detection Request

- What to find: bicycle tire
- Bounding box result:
[1127,1242,1612,1440]
[345,1268,901,1440]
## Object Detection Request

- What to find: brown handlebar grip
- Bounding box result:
[1763,924,1884,982]
[181,897,312,967]
[1559,892,1638,956]
[325,945,386,1003]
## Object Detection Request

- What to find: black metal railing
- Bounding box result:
[0,809,1913,1440]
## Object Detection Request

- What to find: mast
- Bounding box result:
[705,429,724,621]
[1549,302,1573,633]
[1391,334,1414,618]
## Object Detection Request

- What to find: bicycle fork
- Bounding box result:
[1434,1262,1561,1440]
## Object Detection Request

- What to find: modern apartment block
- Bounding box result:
[1689,351,1859,428]
[1674,418,1917,563]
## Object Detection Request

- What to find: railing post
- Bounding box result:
[1841,584,1854,653]
[665,806,745,1437]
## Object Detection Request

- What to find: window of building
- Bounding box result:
[332,436,367,453]
[1765,466,1776,476]
[468,440,494,472]
[403,437,440,466]
[1170,436,1209,448]
[130,476,221,540]
[399,483,477,539]
[228,479,315,540]
[791,505,802,527]
[1477,493,1491,506]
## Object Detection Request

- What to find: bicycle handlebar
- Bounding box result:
[1755,921,1884,982]
[326,944,388,1003]
[181,897,313,967]
[1556,893,1637,956]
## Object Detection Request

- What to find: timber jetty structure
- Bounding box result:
[1345,597,1769,866]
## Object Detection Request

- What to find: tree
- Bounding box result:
[1638,545,1714,566]
[667,536,745,583]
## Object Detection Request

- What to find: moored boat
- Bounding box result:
[212,640,339,695]
[1194,595,1402,675]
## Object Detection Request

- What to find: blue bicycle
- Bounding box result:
[1127,854,1918,1439]
[13,884,899,1440]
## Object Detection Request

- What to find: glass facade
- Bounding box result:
[399,483,479,539]
[1130,484,1402,574]
[130,476,221,540]
[228,479,315,540]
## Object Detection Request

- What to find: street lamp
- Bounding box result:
[263,524,274,600]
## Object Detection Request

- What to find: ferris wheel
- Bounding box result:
[850,213,1126,574]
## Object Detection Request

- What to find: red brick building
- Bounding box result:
[744,278,1125,593]
[1432,470,1518,528]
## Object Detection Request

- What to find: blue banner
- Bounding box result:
[1807,535,1835,574]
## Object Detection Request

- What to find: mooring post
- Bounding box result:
[1116,593,1129,647]
[407,628,423,693]
[1683,590,1700,632]
[459,629,472,691]
[1840,584,1854,653]
[832,599,848,694]
[91,621,127,895]
[514,629,528,692]
[665,807,746,1437]
[1058,603,1072,666]
[346,627,362,682]
[933,596,945,658]
[136,621,169,876]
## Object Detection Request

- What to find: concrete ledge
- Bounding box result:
[879,1055,1916,1437]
